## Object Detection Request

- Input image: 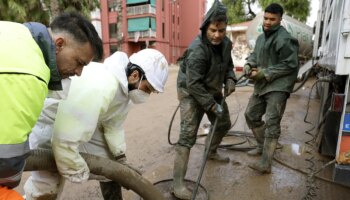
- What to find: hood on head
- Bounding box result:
[200,0,227,34]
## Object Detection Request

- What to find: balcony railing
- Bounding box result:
[127,4,156,16]
[128,29,156,40]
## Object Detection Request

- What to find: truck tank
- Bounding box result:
[245,12,313,61]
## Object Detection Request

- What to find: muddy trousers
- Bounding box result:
[177,95,231,149]
[100,181,122,200]
[245,92,289,173]
[0,154,28,189]
[244,91,289,139]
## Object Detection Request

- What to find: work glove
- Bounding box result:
[249,67,265,81]
[243,64,252,76]
[224,79,236,97]
[210,103,223,118]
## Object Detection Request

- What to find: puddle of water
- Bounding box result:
[280,143,308,156]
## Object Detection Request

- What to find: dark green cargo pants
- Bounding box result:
[177,92,231,150]
[244,91,289,139]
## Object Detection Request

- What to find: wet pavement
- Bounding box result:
[16,67,350,199]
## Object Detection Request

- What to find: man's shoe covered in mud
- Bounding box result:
[247,146,263,156]
[208,152,230,162]
[172,185,192,200]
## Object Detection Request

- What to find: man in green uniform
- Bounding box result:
[244,3,299,173]
[172,0,237,199]
[0,12,103,193]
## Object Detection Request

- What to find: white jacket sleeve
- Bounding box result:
[102,102,131,157]
[51,65,116,183]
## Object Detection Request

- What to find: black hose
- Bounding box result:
[302,79,333,200]
[167,104,180,145]
[293,67,314,93]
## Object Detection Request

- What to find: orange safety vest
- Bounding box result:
[0,186,23,200]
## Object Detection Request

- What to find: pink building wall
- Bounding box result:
[178,0,206,56]
[100,0,206,64]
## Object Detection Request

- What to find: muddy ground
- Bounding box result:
[16,66,350,199]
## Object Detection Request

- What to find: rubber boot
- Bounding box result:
[208,150,230,162]
[205,132,230,162]
[247,126,265,156]
[248,138,278,174]
[172,146,192,200]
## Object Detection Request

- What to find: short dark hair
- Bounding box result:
[50,12,103,61]
[265,3,284,17]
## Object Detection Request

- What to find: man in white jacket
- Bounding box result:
[23,49,169,200]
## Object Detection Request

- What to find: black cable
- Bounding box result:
[302,78,333,200]
[273,156,350,189]
[167,104,180,145]
[167,89,244,146]
[293,67,314,93]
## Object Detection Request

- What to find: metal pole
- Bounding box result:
[191,97,225,200]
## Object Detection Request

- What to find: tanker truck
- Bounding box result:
[245,12,313,61]
[311,0,350,185]
[229,12,313,76]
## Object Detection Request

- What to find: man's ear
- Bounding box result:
[55,37,65,53]
[128,70,140,84]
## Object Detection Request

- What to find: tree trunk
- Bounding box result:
[50,0,60,19]
[116,0,123,51]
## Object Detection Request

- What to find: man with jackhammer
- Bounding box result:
[172,1,237,199]
[0,12,103,199]
[23,49,168,200]
[244,3,299,174]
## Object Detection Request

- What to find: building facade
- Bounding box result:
[98,0,207,64]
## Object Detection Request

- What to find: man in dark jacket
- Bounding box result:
[172,0,237,199]
[244,3,299,174]
[0,12,103,198]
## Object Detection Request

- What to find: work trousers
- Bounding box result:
[177,92,231,149]
[244,91,289,138]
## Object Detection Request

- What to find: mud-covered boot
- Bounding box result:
[247,126,265,156]
[208,150,230,162]
[249,138,278,174]
[205,130,230,162]
[172,146,192,200]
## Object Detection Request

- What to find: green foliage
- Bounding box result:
[222,0,247,24]
[53,0,100,18]
[222,0,310,24]
[0,0,50,24]
[0,0,100,25]
[281,0,310,22]
[258,0,310,22]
